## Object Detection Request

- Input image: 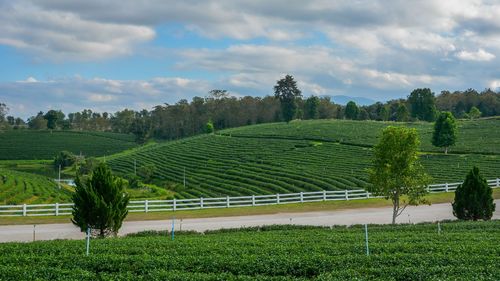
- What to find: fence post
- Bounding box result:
[364,224,369,256]
[173,199,176,211]
[276,193,280,204]
[366,191,370,199]
[496,178,499,187]
[445,183,449,192]
[300,192,304,203]
[323,190,327,201]
[86,227,91,256]
[252,195,255,206]
[22,204,27,216]
[145,200,149,213]
[226,196,230,208]
[200,197,204,209]
[345,190,349,200]
[55,203,59,216]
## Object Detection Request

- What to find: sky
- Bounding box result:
[1,0,500,118]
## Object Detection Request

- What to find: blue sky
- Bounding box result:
[1,0,500,118]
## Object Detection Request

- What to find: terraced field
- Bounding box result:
[0,168,72,205]
[0,130,137,160]
[107,119,500,199]
[221,117,500,154]
[0,221,498,280]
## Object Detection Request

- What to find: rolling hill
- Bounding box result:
[0,130,137,160]
[107,118,500,199]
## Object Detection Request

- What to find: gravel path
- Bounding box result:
[1,200,498,243]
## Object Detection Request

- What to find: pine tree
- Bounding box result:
[274,75,302,123]
[72,163,129,238]
[452,167,495,220]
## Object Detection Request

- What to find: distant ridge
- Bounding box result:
[323,95,377,106]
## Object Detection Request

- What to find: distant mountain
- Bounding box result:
[322,95,377,106]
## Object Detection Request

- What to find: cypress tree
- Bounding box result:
[452,167,495,220]
[72,163,129,238]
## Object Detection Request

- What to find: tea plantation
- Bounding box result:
[0,130,137,160]
[107,119,500,199]
[0,221,498,280]
[0,168,72,205]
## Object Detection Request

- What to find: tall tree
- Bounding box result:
[408,88,437,121]
[304,96,320,119]
[395,103,409,122]
[44,110,64,130]
[452,167,495,220]
[344,101,359,120]
[368,126,430,224]
[432,111,457,154]
[72,163,129,238]
[274,75,302,123]
[468,106,481,119]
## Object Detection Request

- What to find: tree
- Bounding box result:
[54,151,76,169]
[395,103,409,122]
[344,101,359,120]
[274,75,302,123]
[452,167,495,220]
[28,112,48,130]
[138,164,156,183]
[432,111,457,154]
[408,88,437,121]
[72,163,129,238]
[358,108,369,120]
[206,120,214,134]
[468,106,481,119]
[368,126,431,224]
[44,110,64,130]
[304,96,320,119]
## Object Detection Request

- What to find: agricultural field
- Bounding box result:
[107,119,500,198]
[0,168,72,205]
[0,130,137,160]
[221,117,500,154]
[0,221,498,280]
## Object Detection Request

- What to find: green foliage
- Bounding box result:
[344,101,359,120]
[0,221,499,280]
[0,168,71,204]
[453,167,495,220]
[44,110,65,130]
[368,126,430,223]
[304,96,320,119]
[468,106,481,119]
[77,157,101,176]
[274,75,302,123]
[408,88,437,121]
[72,163,129,238]
[395,103,409,122]
[137,164,156,183]
[432,111,457,154]
[205,120,214,134]
[53,150,76,169]
[0,130,136,160]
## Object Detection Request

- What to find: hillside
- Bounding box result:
[107,118,500,199]
[0,222,498,280]
[0,130,137,160]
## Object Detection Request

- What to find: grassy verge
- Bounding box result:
[1,189,498,226]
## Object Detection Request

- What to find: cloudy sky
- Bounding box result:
[1,0,500,118]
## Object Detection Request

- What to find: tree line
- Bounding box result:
[0,76,499,142]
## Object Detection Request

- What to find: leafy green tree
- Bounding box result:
[138,164,156,183]
[368,126,431,224]
[77,157,101,175]
[468,106,481,119]
[131,110,152,143]
[358,108,369,120]
[72,163,129,238]
[452,167,495,220]
[408,88,437,121]
[395,103,409,122]
[28,112,48,130]
[274,75,302,123]
[54,151,76,169]
[206,120,214,134]
[344,101,359,120]
[432,111,457,154]
[44,110,64,130]
[304,96,320,119]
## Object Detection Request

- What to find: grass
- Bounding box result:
[1,189,498,225]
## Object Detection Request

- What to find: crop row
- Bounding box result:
[0,221,498,280]
[0,130,137,160]
[108,134,500,198]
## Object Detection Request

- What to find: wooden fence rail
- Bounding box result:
[1,178,498,217]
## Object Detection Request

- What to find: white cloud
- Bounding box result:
[489,80,500,89]
[455,49,496,61]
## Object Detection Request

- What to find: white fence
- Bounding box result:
[1,178,498,217]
